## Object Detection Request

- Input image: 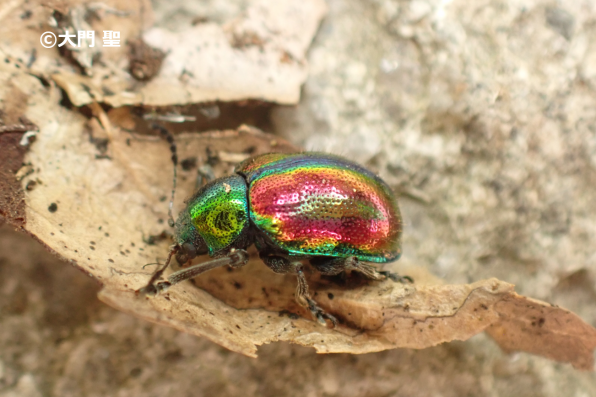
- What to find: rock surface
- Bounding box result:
[1,0,596,396]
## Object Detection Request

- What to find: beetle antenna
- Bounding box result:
[142,262,161,269]
[151,123,177,227]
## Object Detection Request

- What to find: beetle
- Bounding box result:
[138,147,411,327]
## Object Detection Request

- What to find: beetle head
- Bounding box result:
[173,207,208,264]
[174,174,249,258]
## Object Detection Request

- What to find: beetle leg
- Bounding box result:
[378,271,414,284]
[311,256,413,283]
[139,244,179,295]
[137,249,249,296]
[260,253,337,327]
[295,264,338,328]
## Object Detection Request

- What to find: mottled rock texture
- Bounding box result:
[1,0,596,396]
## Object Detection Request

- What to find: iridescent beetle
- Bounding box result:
[138,130,411,327]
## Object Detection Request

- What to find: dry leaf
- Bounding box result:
[1,67,596,370]
[0,0,324,107]
[46,0,327,107]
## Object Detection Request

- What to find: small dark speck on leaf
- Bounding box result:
[26,180,37,190]
[328,292,334,300]
[130,368,142,377]
[48,202,58,212]
[181,157,198,170]
[279,310,299,320]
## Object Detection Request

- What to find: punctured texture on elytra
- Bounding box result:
[236,153,402,262]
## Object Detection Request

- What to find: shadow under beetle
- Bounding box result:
[138,128,411,327]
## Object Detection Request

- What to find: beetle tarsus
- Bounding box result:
[137,280,172,296]
[136,284,157,296]
[156,281,172,292]
[306,296,338,327]
[312,256,413,284]
[379,271,414,284]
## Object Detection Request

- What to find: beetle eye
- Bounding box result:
[176,243,197,264]
[183,243,197,259]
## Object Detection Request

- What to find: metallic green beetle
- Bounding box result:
[139,152,411,327]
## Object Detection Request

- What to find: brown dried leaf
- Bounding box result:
[49,0,327,107]
[0,0,152,79]
[1,62,595,370]
[486,294,596,370]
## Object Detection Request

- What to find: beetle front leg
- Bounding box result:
[137,249,249,296]
[260,253,337,327]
